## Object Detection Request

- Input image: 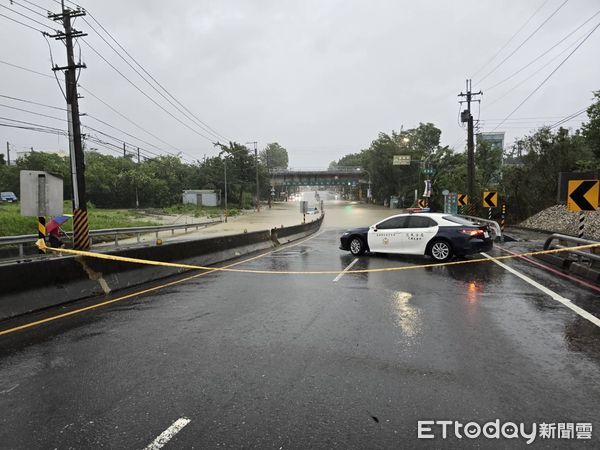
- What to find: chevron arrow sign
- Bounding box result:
[567,180,599,212]
[482,191,498,208]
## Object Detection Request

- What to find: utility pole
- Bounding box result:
[267,150,272,209]
[137,147,140,164]
[224,156,228,222]
[5,142,9,165]
[458,79,482,213]
[123,142,126,157]
[48,1,89,250]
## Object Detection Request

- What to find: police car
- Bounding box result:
[339,212,493,262]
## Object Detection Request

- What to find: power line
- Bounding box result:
[0,102,66,122]
[549,107,588,129]
[478,0,570,84]
[0,57,196,161]
[84,133,159,160]
[483,37,581,111]
[484,8,600,92]
[84,12,230,143]
[0,121,65,136]
[492,19,600,132]
[0,11,45,33]
[9,0,55,23]
[78,84,183,154]
[79,39,217,147]
[84,113,181,157]
[0,93,66,111]
[0,3,57,31]
[471,0,551,79]
[48,0,230,142]
[81,16,228,144]
[81,123,194,163]
[0,115,65,133]
[18,0,51,14]
[0,59,53,78]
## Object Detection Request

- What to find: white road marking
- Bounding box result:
[0,384,19,394]
[481,252,600,328]
[144,417,191,450]
[333,258,359,282]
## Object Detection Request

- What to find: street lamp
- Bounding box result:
[245,141,259,212]
[218,149,229,223]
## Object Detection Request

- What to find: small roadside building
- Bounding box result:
[182,189,221,207]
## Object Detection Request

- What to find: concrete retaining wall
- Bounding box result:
[0,216,323,321]
[535,253,600,283]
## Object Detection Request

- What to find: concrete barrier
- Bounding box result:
[272,215,323,244]
[0,217,323,321]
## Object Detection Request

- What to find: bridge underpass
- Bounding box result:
[269,169,370,200]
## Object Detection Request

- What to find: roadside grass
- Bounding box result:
[0,201,159,236]
[161,203,241,218]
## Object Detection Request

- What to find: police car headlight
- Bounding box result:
[342,232,350,236]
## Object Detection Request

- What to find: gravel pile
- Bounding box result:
[519,204,600,241]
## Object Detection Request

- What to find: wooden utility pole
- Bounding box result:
[49,1,89,249]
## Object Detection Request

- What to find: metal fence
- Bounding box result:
[543,233,600,267]
[0,219,222,258]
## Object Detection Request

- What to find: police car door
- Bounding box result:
[402,215,439,255]
[367,215,409,253]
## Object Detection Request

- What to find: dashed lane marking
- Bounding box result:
[333,258,359,282]
[144,417,190,450]
[481,252,600,329]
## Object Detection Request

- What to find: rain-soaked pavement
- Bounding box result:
[1,202,599,448]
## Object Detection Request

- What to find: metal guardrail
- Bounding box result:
[458,215,502,241]
[543,233,600,265]
[0,219,222,257]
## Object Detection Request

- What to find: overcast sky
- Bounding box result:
[1,0,599,168]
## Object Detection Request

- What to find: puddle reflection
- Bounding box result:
[392,291,422,339]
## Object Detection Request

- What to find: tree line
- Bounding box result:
[0,141,289,209]
[329,91,600,220]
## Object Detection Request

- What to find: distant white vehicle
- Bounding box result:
[0,192,17,202]
[306,207,319,215]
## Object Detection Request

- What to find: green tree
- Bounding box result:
[260,142,289,169]
[476,140,503,189]
[329,152,365,170]
[214,142,256,208]
[581,91,600,160]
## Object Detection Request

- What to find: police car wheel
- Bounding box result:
[349,237,365,256]
[430,240,452,262]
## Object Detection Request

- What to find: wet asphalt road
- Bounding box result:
[1,204,600,449]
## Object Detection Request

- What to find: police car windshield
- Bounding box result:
[442,215,478,226]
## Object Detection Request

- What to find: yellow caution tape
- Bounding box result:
[35,238,600,275]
